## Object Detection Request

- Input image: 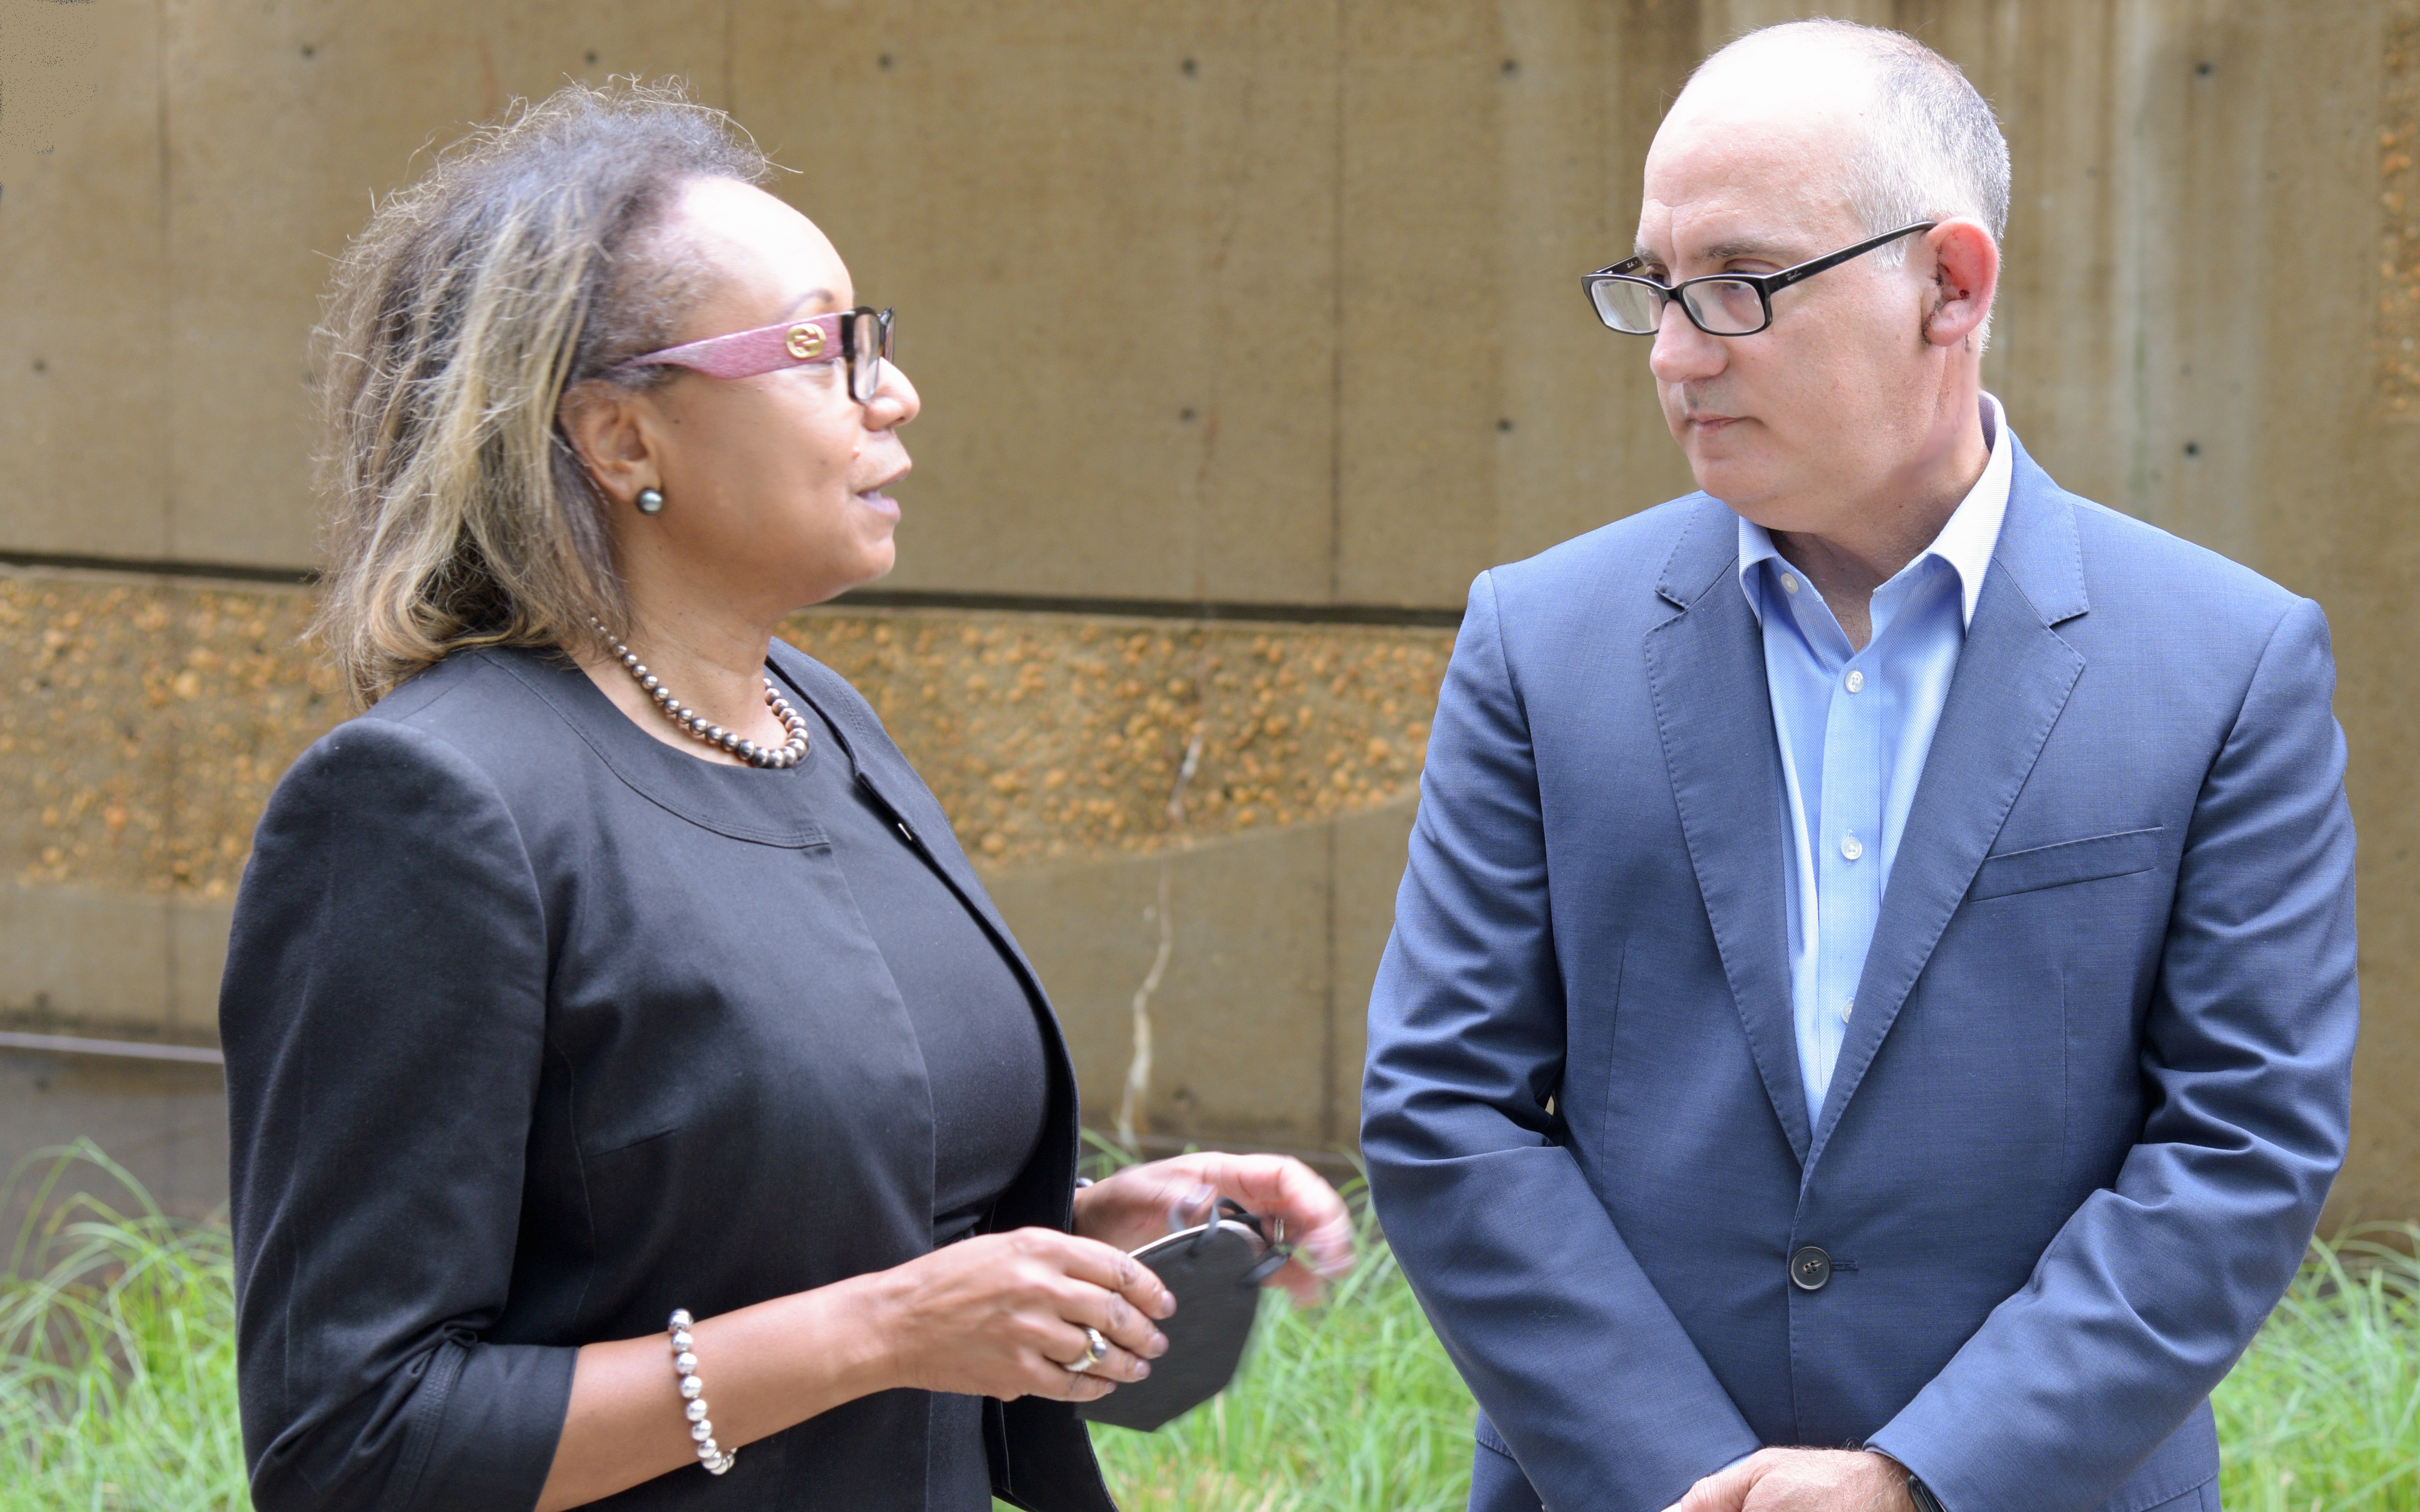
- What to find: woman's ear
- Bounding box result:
[1921,219,2000,350]
[558,379,659,504]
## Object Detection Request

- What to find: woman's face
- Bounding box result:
[619,177,920,613]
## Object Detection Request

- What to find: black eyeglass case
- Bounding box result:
[1075,1212,1286,1433]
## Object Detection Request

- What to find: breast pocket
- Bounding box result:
[1968,825,2165,902]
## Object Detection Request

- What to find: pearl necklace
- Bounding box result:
[592,622,811,769]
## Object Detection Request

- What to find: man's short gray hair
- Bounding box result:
[1698,20,2010,268]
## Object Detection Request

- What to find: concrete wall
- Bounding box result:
[1,0,2413,1218]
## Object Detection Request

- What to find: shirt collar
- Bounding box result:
[1736,391,2014,630]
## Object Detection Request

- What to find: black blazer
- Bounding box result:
[220,643,1118,1512]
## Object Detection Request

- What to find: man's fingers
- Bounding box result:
[1661,1455,1764,1512]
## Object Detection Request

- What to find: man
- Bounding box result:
[1362,21,2357,1512]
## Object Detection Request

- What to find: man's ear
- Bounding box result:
[1921,219,1999,350]
[558,379,659,505]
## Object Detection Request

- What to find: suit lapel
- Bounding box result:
[1806,441,2091,1166]
[1643,498,1812,1163]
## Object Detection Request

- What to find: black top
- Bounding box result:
[781,685,1048,1508]
[218,645,1116,1512]
[785,688,1047,1246]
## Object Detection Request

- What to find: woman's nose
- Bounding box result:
[1647,302,1726,386]
[865,360,920,429]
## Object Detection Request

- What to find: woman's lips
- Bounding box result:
[854,488,901,520]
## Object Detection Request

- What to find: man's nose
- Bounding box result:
[1646,301,1726,386]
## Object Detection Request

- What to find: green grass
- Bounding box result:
[0,1143,2411,1511]
[0,1141,247,1511]
[2213,1225,2420,1512]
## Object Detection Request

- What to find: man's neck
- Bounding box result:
[1769,394,1990,651]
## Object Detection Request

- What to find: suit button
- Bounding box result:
[1790,1246,1833,1291]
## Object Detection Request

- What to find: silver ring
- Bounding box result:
[1064,1326,1109,1375]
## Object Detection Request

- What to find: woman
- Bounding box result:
[219,82,1353,1512]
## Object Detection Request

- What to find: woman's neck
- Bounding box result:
[573,601,792,768]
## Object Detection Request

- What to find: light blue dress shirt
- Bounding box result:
[1736,394,2015,1126]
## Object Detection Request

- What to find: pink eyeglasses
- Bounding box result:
[620,306,895,402]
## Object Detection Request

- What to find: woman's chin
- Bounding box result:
[844,540,899,593]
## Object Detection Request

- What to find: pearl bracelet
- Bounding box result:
[667,1309,737,1476]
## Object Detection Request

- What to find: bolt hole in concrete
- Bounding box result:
[0,1050,229,1238]
[2185,441,2201,457]
[1181,57,1197,77]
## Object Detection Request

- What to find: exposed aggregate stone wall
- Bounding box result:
[781,612,1448,867]
[2382,7,2420,406]
[0,571,1451,896]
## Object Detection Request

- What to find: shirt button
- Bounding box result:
[1845,669,1865,693]
[1840,998,1854,1022]
[1841,834,1864,861]
[1780,572,1801,595]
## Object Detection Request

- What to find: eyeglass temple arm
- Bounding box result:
[619,314,850,377]
[1761,221,1937,295]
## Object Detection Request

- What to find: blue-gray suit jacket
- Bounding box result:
[1362,439,2357,1512]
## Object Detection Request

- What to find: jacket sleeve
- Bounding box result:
[1868,596,2360,1512]
[220,716,576,1512]
[1362,570,1762,1512]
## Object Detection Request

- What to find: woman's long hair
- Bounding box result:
[310,80,769,708]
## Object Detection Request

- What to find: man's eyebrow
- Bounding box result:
[781,287,841,317]
[1629,238,1789,267]
[1697,239,1791,263]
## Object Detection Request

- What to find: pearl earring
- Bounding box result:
[636,487,665,516]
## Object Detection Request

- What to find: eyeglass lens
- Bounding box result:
[846,309,895,402]
[1592,278,1767,336]
[1682,281,1766,335]
[1591,280,1666,334]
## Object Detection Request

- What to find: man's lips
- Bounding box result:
[1683,413,1742,432]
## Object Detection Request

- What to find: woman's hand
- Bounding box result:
[1072,1152,1357,1305]
[862,1228,1176,1404]
[536,1230,1171,1510]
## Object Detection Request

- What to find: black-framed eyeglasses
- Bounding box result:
[622,306,897,403]
[1580,222,1936,337]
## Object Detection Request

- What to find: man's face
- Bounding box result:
[1636,74,1943,533]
